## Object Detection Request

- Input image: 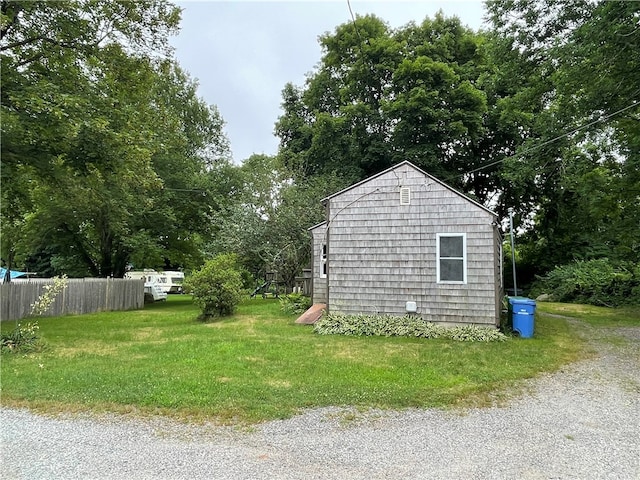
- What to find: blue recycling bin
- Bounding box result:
[508,297,536,338]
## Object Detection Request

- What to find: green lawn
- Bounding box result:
[0,296,607,424]
[538,302,640,327]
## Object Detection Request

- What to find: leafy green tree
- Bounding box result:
[1,0,179,275]
[275,13,492,192]
[266,171,349,289]
[486,0,640,272]
[1,0,180,175]
[207,155,284,280]
[208,155,347,290]
[127,60,232,273]
[1,1,231,277]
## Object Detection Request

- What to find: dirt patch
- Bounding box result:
[266,379,292,389]
[132,327,160,341]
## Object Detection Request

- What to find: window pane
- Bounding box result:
[440,259,464,282]
[440,236,463,258]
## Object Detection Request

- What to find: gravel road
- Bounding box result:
[2,315,639,480]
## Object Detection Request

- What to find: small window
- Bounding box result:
[320,244,327,278]
[400,187,410,205]
[437,233,466,283]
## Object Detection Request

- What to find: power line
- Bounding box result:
[346,0,363,44]
[345,0,379,107]
[448,100,640,182]
[164,187,206,193]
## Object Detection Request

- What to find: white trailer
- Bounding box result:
[162,271,185,294]
[144,283,167,302]
[124,269,171,294]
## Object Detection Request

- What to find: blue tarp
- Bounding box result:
[0,268,29,281]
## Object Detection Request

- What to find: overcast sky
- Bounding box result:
[169,1,488,163]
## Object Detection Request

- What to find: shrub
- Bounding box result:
[1,321,41,353]
[185,253,244,320]
[531,259,640,307]
[1,275,68,353]
[314,313,507,342]
[29,275,68,316]
[279,293,312,315]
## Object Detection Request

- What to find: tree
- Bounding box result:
[1,1,231,277]
[127,60,232,272]
[1,0,181,174]
[263,171,349,289]
[275,12,492,192]
[485,0,640,272]
[207,155,347,290]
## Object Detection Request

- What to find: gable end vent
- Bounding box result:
[400,187,411,205]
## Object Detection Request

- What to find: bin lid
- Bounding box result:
[508,297,536,305]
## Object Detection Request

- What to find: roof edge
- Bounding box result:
[321,161,497,217]
[308,221,327,231]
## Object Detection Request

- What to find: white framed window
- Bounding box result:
[436,233,467,284]
[320,244,327,278]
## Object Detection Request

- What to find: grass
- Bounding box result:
[0,296,612,425]
[537,302,640,327]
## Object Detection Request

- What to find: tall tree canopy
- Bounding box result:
[486,0,640,271]
[2,1,637,297]
[276,13,494,193]
[1,0,231,277]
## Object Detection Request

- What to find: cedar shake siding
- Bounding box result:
[309,222,328,304]
[311,161,502,327]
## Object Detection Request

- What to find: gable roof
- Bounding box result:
[321,160,497,217]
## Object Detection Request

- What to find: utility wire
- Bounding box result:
[447,99,640,182]
[164,187,207,193]
[347,0,364,44]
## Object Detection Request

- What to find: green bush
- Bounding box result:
[531,259,640,307]
[1,322,42,353]
[314,313,507,342]
[279,293,312,315]
[184,253,244,320]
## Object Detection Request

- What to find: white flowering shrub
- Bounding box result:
[1,275,68,353]
[29,275,68,316]
[314,313,507,342]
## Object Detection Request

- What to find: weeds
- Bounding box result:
[279,292,312,315]
[1,275,67,353]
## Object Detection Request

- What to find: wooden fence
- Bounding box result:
[294,269,312,296]
[0,278,144,322]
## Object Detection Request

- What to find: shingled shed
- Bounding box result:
[309,161,503,327]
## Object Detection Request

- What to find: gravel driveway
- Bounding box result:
[2,315,639,480]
